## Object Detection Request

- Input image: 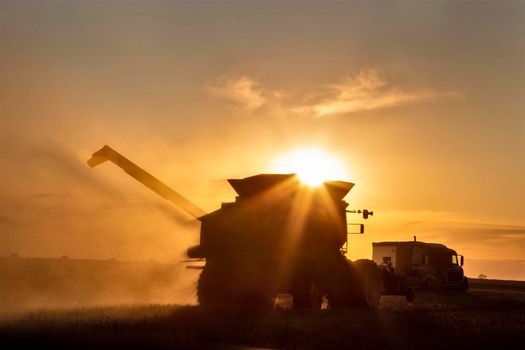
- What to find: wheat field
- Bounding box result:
[1,281,524,349]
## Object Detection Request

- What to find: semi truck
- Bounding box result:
[372,238,468,292]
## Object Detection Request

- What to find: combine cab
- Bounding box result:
[88,145,401,308]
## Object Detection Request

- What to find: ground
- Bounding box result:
[1,280,524,349]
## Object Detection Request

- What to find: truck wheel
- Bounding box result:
[424,277,438,291]
[354,259,382,309]
[462,277,469,292]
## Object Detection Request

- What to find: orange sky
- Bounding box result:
[0,2,524,279]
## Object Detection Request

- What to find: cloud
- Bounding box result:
[208,70,461,117]
[398,217,525,261]
[360,210,525,262]
[293,69,460,117]
[208,75,266,111]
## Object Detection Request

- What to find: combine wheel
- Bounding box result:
[405,288,416,302]
[310,284,323,309]
[197,264,228,306]
[325,257,366,308]
[354,259,382,309]
[198,264,273,308]
[292,284,323,309]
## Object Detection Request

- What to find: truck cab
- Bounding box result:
[373,241,468,292]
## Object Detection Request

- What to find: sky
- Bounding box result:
[1,1,524,279]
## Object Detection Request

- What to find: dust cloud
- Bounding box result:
[0,134,206,313]
[0,256,200,314]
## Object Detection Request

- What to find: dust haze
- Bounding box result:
[0,257,199,315]
[0,134,201,261]
[0,134,203,312]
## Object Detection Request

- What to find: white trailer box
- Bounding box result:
[372,242,415,275]
[372,243,397,269]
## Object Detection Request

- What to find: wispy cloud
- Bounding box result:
[209,70,461,117]
[208,75,266,111]
[293,69,460,117]
[393,213,525,261]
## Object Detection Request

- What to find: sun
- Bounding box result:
[272,148,347,186]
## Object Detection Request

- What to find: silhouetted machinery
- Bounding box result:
[88,145,410,308]
[373,239,468,292]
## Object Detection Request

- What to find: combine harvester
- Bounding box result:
[88,145,414,308]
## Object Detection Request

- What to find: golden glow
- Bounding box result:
[272,148,347,186]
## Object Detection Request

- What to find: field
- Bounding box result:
[1,279,524,350]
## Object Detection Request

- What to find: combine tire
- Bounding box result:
[405,288,416,302]
[292,284,323,309]
[197,264,273,308]
[324,257,367,308]
[291,266,323,309]
[197,265,228,306]
[354,259,382,309]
